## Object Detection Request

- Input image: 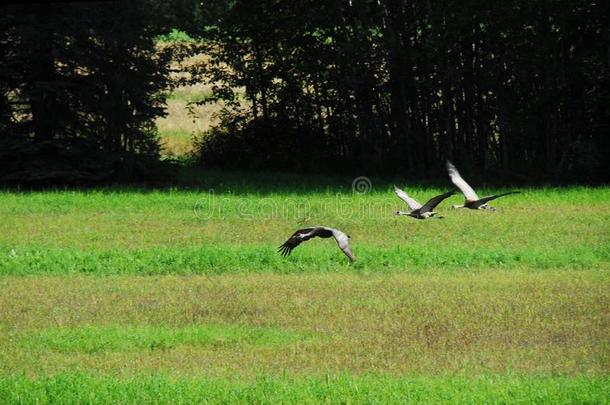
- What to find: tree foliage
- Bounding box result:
[0,2,174,184]
[193,0,610,181]
[1,0,607,184]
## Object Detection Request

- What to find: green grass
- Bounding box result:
[155,29,195,43]
[1,244,607,275]
[1,184,608,274]
[1,373,608,404]
[20,325,305,354]
[0,175,608,401]
[167,89,212,103]
[158,128,195,141]
[1,272,608,377]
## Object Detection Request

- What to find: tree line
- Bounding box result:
[192,0,609,181]
[1,1,608,184]
[0,0,216,184]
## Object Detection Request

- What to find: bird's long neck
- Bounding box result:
[396,211,411,216]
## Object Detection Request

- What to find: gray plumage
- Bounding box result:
[394,186,455,219]
[278,226,355,262]
[446,160,520,209]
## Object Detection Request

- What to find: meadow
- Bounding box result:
[155,83,218,158]
[0,176,609,403]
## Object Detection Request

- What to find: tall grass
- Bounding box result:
[1,373,608,404]
[21,324,305,354]
[1,272,607,376]
[1,181,608,401]
[156,83,222,157]
[1,185,608,274]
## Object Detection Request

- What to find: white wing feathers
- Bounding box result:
[393,185,422,210]
[446,161,479,201]
[298,229,316,240]
[329,228,355,262]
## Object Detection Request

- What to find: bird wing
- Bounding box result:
[446,161,479,202]
[476,191,521,205]
[420,190,456,213]
[393,185,422,210]
[277,227,317,256]
[331,228,355,262]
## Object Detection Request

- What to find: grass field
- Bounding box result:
[156,84,218,158]
[1,175,609,402]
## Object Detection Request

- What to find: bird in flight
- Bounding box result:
[446,160,520,210]
[278,227,355,262]
[393,186,455,219]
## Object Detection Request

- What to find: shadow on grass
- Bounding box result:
[2,164,592,196]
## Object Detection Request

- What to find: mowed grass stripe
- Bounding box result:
[21,325,306,354]
[1,187,608,275]
[1,244,608,276]
[1,272,607,376]
[0,373,608,404]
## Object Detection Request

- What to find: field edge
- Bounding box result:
[1,373,608,404]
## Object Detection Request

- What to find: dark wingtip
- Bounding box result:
[278,244,292,257]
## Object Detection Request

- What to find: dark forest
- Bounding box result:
[1,0,608,184]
